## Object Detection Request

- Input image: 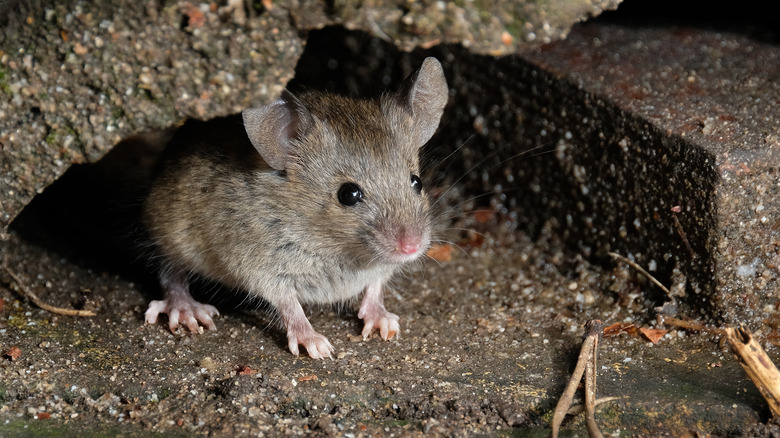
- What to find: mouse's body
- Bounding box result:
[143,58,449,358]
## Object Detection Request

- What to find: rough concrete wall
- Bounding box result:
[0,0,302,232]
[292,0,622,52]
[519,24,780,324]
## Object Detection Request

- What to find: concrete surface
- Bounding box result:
[0,0,302,232]
[517,22,780,327]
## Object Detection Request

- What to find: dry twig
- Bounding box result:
[566,397,621,416]
[2,255,95,317]
[584,349,602,438]
[661,316,724,335]
[609,252,674,301]
[671,210,698,260]
[725,326,780,417]
[551,320,604,438]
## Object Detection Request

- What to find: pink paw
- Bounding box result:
[287,329,334,360]
[145,298,219,333]
[358,307,400,341]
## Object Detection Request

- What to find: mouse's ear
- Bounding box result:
[387,57,448,148]
[242,90,313,170]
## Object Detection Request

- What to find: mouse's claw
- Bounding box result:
[145,298,219,333]
[360,310,400,341]
[277,295,334,359]
[147,269,219,333]
[287,330,334,360]
[358,281,401,341]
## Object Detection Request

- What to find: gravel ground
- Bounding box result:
[0,196,773,435]
[0,212,594,435]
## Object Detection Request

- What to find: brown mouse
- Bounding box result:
[143,57,448,359]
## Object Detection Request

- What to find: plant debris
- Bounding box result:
[237,365,257,376]
[1,256,96,317]
[639,327,668,344]
[725,326,780,417]
[426,243,454,262]
[552,319,605,438]
[603,322,638,337]
[3,346,22,361]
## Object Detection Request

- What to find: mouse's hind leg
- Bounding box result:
[145,266,219,333]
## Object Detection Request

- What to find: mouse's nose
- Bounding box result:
[398,240,420,255]
[380,222,431,264]
[396,230,423,256]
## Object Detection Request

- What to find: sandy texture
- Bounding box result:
[1,216,767,435]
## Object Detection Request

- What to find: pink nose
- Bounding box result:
[398,235,422,255]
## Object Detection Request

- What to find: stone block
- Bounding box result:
[511,22,780,325]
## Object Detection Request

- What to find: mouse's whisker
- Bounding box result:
[430,238,471,258]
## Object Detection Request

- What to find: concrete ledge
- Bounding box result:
[515,22,780,326]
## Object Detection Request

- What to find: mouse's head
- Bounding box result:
[243,57,448,267]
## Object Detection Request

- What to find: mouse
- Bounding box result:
[142,57,449,359]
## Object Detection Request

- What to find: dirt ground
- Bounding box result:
[0,200,775,436]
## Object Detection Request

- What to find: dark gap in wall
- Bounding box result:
[8,131,168,293]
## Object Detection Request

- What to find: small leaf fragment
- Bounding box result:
[426,244,453,262]
[237,365,256,376]
[3,346,22,360]
[640,328,668,344]
[603,322,637,337]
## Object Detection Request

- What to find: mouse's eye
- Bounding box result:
[411,174,423,194]
[338,182,364,206]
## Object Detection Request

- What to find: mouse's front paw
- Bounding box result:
[287,328,334,359]
[358,306,400,341]
[145,298,219,333]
